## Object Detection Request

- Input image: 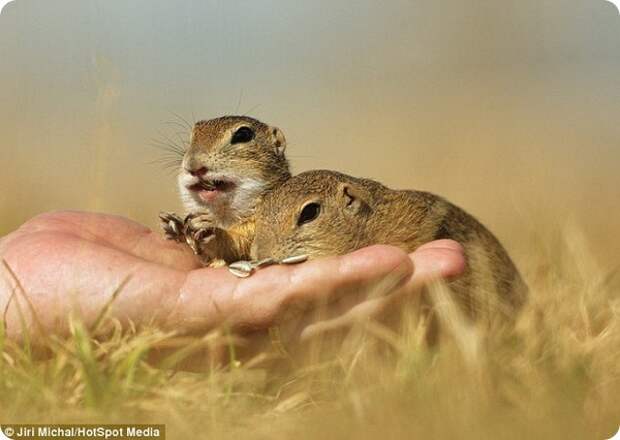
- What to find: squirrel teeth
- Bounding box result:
[199,180,217,191]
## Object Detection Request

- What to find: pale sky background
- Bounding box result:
[0,0,619,263]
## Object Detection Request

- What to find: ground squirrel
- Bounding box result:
[252,170,527,321]
[160,116,291,266]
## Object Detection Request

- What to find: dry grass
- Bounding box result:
[0,228,618,440]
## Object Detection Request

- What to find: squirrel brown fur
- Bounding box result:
[252,169,527,322]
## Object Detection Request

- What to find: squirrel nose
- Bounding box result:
[187,166,208,177]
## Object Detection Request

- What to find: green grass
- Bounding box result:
[0,231,618,440]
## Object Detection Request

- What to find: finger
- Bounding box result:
[293,240,465,327]
[408,239,466,287]
[298,240,466,341]
[171,241,465,335]
[173,245,414,332]
[253,245,413,323]
[417,239,464,252]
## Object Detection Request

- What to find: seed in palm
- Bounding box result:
[228,260,254,278]
[280,255,309,265]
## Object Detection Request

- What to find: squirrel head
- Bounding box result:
[252,170,374,260]
[178,116,291,226]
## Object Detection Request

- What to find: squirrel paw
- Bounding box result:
[159,212,185,242]
[183,212,217,255]
[186,212,217,232]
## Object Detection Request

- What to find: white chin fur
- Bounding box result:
[177,172,266,227]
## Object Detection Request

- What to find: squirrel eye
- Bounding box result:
[297,202,321,226]
[231,126,255,144]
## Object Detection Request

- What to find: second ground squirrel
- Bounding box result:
[252,170,527,322]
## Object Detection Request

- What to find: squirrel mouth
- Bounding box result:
[188,178,236,203]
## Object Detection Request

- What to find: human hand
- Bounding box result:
[0,211,464,357]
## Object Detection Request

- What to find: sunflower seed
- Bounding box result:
[229,267,252,278]
[280,254,309,265]
[252,257,277,268]
[228,260,254,278]
[230,260,254,272]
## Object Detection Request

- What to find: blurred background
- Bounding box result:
[0,0,619,265]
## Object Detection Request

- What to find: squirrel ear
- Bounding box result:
[339,183,370,215]
[271,127,287,156]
